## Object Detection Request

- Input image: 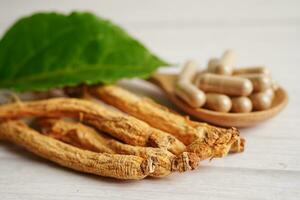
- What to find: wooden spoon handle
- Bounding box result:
[148,73,177,94]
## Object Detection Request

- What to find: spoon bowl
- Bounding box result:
[149,73,288,127]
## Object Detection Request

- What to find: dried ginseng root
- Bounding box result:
[0,120,155,180]
[90,85,244,157]
[186,127,240,160]
[0,98,185,155]
[38,118,115,153]
[38,119,200,177]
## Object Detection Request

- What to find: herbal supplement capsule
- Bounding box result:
[207,58,219,70]
[175,81,206,108]
[197,73,253,96]
[204,93,232,112]
[175,60,206,108]
[233,66,270,75]
[207,50,236,75]
[178,60,198,82]
[249,91,273,111]
[231,97,252,113]
[236,74,272,92]
[264,88,275,100]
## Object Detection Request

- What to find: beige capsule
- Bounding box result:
[231,97,252,113]
[207,58,219,67]
[175,81,206,108]
[233,66,270,75]
[207,50,236,75]
[196,73,253,96]
[175,60,206,107]
[204,93,232,113]
[207,58,219,71]
[264,88,275,100]
[178,60,198,82]
[249,91,273,111]
[236,73,272,92]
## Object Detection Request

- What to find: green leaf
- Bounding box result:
[0,12,167,92]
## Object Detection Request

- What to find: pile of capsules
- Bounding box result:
[175,50,278,113]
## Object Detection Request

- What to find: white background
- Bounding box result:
[0,0,299,199]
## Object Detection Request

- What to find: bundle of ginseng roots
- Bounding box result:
[0,85,245,180]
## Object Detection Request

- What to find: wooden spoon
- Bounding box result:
[149,73,288,127]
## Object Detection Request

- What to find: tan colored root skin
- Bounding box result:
[38,118,115,154]
[0,98,185,155]
[39,119,199,177]
[186,127,241,160]
[90,85,203,145]
[108,141,200,174]
[90,85,244,156]
[0,120,154,180]
[229,137,246,153]
[196,123,245,154]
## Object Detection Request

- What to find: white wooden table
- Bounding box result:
[0,0,299,199]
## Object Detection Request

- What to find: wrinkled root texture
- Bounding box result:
[0,120,154,180]
[0,98,186,155]
[187,127,240,160]
[38,119,199,177]
[91,85,245,159]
